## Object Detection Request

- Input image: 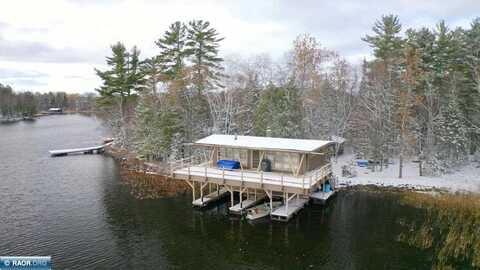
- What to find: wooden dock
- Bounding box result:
[49,142,112,157]
[229,195,265,215]
[310,190,336,204]
[271,198,309,222]
[192,188,229,207]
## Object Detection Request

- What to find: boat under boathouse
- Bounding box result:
[170,134,336,221]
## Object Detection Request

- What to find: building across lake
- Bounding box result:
[48,107,63,114]
[171,134,337,221]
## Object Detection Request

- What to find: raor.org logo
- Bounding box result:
[0,256,51,270]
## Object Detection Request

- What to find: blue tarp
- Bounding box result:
[217,159,240,170]
[356,159,369,167]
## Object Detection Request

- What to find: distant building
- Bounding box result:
[48,108,63,114]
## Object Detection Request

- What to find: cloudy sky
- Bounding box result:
[0,0,478,93]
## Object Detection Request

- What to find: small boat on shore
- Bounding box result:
[246,201,282,220]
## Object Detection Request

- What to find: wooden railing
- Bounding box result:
[169,154,209,172]
[175,163,332,189]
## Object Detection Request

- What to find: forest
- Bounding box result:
[0,84,96,118]
[94,15,480,178]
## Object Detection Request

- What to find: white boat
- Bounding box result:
[246,201,282,220]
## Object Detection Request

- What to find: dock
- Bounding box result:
[271,197,309,222]
[192,188,229,207]
[310,190,336,204]
[229,195,265,215]
[49,142,112,157]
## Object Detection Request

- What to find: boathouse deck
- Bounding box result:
[172,163,331,194]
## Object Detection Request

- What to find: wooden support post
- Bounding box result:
[186,180,195,202]
[285,192,288,214]
[230,186,234,207]
[281,173,284,190]
[200,182,209,203]
[217,183,219,195]
[257,151,265,171]
[260,171,263,187]
[254,189,257,201]
[269,190,273,213]
[295,154,305,176]
[222,168,225,184]
[239,188,243,208]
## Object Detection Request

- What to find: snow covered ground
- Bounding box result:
[333,154,480,193]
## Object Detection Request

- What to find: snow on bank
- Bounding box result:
[333,154,480,193]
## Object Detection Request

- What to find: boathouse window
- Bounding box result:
[266,152,299,172]
[219,148,248,166]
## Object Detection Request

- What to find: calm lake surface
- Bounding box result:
[0,115,434,269]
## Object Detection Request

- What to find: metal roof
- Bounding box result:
[194,134,333,153]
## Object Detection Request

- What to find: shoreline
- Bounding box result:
[104,145,479,197]
[0,111,96,125]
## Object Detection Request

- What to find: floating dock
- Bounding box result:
[229,195,265,215]
[310,190,336,204]
[271,197,309,222]
[192,188,229,207]
[49,142,112,157]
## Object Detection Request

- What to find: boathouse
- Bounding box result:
[171,134,335,221]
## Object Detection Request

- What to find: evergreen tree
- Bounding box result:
[95,42,146,147]
[434,93,468,164]
[362,15,403,62]
[155,22,188,80]
[186,20,225,92]
[254,83,302,138]
[460,18,480,153]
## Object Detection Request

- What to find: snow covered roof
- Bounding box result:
[195,134,334,153]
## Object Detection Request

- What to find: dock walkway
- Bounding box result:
[310,190,336,204]
[192,188,229,207]
[49,142,112,157]
[271,198,309,222]
[229,196,265,215]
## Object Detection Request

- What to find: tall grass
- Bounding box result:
[399,192,480,269]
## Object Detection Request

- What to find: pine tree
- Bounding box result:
[460,18,480,153]
[434,93,468,164]
[95,42,146,147]
[186,20,225,92]
[362,15,403,62]
[155,21,188,80]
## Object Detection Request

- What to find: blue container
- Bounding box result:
[217,159,240,170]
[356,159,369,167]
[324,183,331,192]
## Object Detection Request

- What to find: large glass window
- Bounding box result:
[266,152,299,172]
[219,148,248,167]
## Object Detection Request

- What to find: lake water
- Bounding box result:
[0,115,434,269]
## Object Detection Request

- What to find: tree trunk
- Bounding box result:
[398,152,403,178]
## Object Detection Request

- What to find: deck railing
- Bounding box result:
[174,163,332,189]
[169,154,209,172]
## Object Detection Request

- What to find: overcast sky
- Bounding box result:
[0,0,478,93]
